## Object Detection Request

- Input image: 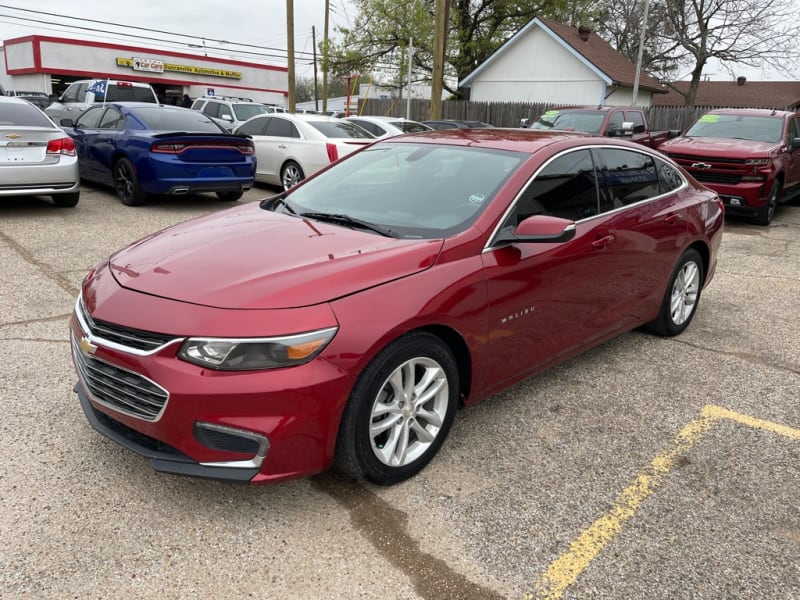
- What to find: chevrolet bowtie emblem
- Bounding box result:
[5,133,21,139]
[79,336,98,355]
[691,162,712,169]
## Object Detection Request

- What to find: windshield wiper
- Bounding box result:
[298,212,399,237]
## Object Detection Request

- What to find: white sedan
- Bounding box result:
[343,115,432,138]
[234,113,375,189]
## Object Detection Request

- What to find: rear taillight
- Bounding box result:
[151,142,187,154]
[151,142,254,154]
[46,137,76,156]
[326,142,339,163]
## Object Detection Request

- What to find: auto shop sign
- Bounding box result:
[132,57,165,73]
[116,57,242,79]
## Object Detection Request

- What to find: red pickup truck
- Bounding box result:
[659,108,800,225]
[524,106,677,149]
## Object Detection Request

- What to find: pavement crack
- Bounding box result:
[0,314,72,329]
[0,231,79,296]
[313,472,505,600]
[674,338,800,376]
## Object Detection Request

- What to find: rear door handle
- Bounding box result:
[591,234,615,249]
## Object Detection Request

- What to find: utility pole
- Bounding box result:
[631,0,651,107]
[312,26,319,112]
[322,0,330,113]
[430,0,449,119]
[406,38,413,119]
[286,0,296,112]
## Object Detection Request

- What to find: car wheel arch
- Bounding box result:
[343,324,472,409]
[687,240,709,282]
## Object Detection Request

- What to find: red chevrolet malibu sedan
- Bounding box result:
[71,129,724,486]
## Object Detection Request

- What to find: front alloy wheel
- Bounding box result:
[755,181,780,226]
[334,332,459,485]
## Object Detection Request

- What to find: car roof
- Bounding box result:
[383,127,612,153]
[348,115,413,123]
[277,113,343,123]
[71,79,153,87]
[0,96,38,106]
[704,108,798,117]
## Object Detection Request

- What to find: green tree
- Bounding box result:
[328,0,597,97]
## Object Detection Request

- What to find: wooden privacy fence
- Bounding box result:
[356,99,792,132]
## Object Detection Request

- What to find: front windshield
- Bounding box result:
[271,142,527,239]
[532,110,605,134]
[684,114,783,143]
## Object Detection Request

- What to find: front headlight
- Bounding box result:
[178,327,338,371]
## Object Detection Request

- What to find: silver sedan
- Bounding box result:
[0,96,80,207]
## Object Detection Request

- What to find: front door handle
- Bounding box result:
[591,234,615,249]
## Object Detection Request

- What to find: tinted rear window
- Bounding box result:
[132,107,227,132]
[232,104,268,121]
[105,85,157,103]
[0,102,53,127]
[308,121,375,139]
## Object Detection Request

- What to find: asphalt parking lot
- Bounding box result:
[1,183,798,599]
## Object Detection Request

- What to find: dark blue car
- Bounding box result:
[62,102,256,206]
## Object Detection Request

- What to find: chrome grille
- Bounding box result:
[666,153,745,165]
[77,297,179,352]
[71,334,169,421]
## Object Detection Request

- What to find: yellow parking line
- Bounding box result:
[529,405,800,600]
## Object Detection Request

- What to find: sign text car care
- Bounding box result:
[116,58,242,80]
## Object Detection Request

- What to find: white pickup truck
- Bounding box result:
[45,79,158,123]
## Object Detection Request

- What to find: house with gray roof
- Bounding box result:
[458,17,666,107]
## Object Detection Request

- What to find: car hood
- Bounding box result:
[108,205,444,309]
[661,136,779,156]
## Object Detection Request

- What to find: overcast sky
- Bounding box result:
[0,0,794,83]
[0,0,354,79]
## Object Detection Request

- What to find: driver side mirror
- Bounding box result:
[494,214,577,245]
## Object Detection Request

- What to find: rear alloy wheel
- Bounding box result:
[280,161,305,190]
[645,248,703,337]
[52,192,79,207]
[113,158,147,206]
[755,180,780,226]
[334,332,459,485]
[217,191,243,202]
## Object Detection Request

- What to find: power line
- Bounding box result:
[0,4,316,60]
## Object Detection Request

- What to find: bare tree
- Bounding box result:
[598,0,797,106]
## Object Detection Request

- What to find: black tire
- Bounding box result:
[52,192,79,207]
[754,180,779,226]
[217,191,243,202]
[280,161,305,191]
[644,248,704,337]
[334,332,459,485]
[113,158,147,206]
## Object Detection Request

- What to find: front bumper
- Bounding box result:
[76,382,263,482]
[69,278,352,484]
